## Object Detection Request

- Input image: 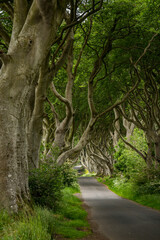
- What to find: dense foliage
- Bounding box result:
[0,0,160,215]
[98,128,160,210]
[29,163,78,210]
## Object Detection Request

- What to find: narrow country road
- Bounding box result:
[78,177,160,240]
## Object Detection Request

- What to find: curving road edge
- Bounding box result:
[78,177,160,240]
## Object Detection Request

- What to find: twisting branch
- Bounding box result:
[73,18,93,77]
[0,2,14,19]
[90,141,110,162]
[98,32,158,123]
[134,33,158,66]
[52,30,74,73]
[50,82,71,109]
[97,78,139,119]
[128,94,148,124]
[88,18,119,118]
[51,29,72,68]
[50,82,73,121]
[52,0,103,45]
[113,114,147,162]
[149,75,160,128]
[118,104,146,131]
[0,22,10,45]
[46,97,60,127]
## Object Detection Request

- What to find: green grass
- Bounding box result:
[135,195,160,210]
[81,169,96,177]
[0,207,53,240]
[0,186,90,240]
[54,187,90,239]
[97,177,160,211]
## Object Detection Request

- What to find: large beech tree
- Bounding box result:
[0,0,103,212]
[0,0,69,213]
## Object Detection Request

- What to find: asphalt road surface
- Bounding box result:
[78,177,160,240]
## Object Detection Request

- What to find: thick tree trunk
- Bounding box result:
[0,0,67,212]
[0,65,34,212]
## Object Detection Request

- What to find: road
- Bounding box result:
[78,177,160,240]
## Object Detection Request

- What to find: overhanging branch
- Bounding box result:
[52,0,103,45]
[0,22,10,45]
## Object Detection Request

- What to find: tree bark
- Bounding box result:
[0,0,68,212]
[27,61,50,170]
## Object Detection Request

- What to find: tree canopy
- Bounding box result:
[0,0,160,213]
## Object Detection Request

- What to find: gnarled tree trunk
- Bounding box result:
[0,0,67,212]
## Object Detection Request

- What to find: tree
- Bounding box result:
[0,0,103,212]
[54,1,140,165]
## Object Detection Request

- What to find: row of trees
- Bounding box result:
[0,0,160,212]
[43,1,160,175]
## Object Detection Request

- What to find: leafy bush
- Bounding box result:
[114,128,147,180]
[100,128,160,210]
[61,164,78,187]
[29,163,64,210]
[29,162,79,210]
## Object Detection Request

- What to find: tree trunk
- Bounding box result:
[0,0,67,212]
[0,64,35,212]
[46,30,74,160]
[154,135,160,167]
[57,118,96,165]
[27,63,50,170]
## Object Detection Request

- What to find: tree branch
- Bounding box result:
[46,97,60,127]
[73,18,92,77]
[50,82,73,123]
[11,0,28,41]
[53,29,74,73]
[97,78,139,119]
[0,2,14,19]
[52,0,103,45]
[0,22,10,45]
[134,33,158,66]
[90,141,110,162]
[113,116,147,162]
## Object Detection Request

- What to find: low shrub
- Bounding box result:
[61,164,78,187]
[29,163,64,211]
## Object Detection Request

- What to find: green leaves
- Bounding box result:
[29,163,78,210]
[29,164,64,210]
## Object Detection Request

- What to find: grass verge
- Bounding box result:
[97,176,160,211]
[81,169,96,177]
[0,187,90,240]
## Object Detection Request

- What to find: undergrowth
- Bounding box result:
[0,187,90,240]
[81,169,96,177]
[97,129,160,211]
[97,176,160,211]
